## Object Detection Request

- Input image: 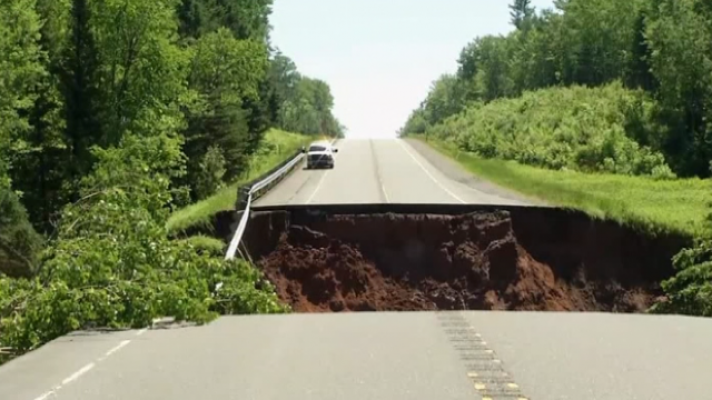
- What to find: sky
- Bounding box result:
[270,0,555,139]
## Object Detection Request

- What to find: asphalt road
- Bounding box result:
[2,138,711,400]
[254,138,535,206]
[2,312,711,400]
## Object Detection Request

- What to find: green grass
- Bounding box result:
[167,129,311,235]
[416,136,711,237]
[175,235,226,256]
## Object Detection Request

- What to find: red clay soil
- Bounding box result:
[255,212,665,313]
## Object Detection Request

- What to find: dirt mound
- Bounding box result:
[253,211,670,313]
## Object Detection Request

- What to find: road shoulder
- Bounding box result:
[403,138,546,206]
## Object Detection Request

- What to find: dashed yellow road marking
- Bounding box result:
[439,312,530,400]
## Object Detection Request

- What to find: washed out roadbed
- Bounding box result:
[241,207,688,313]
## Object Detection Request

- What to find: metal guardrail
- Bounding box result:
[224,138,338,261]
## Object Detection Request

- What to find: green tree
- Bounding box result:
[183,28,268,194]
[177,0,273,41]
[9,0,72,231]
[646,0,712,176]
[510,0,534,30]
[0,0,45,188]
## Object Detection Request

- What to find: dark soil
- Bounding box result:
[240,207,687,313]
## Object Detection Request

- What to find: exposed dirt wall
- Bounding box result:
[237,205,690,313]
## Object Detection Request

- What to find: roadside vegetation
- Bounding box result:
[401,0,712,317]
[0,0,344,363]
[420,136,709,237]
[167,128,310,236]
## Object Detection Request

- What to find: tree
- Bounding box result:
[183,28,268,193]
[176,0,273,41]
[510,0,534,30]
[0,0,45,188]
[646,0,712,176]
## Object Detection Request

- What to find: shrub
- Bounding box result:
[0,188,43,277]
[0,134,287,356]
[427,82,672,177]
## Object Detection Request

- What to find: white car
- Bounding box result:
[305,140,338,169]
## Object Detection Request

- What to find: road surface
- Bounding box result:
[2,312,711,400]
[2,138,711,400]
[254,138,536,206]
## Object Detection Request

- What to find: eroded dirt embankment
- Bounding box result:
[239,206,689,313]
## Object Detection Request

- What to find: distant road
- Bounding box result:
[2,312,711,400]
[254,138,536,206]
[3,138,711,400]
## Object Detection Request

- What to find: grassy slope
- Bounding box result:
[416,136,710,237]
[167,129,310,235]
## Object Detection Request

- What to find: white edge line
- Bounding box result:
[396,139,466,204]
[34,391,55,400]
[32,333,142,400]
[306,170,329,204]
[381,184,390,203]
[61,362,95,386]
[104,340,131,358]
[136,328,148,336]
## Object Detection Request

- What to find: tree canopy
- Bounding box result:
[402,0,712,179]
[0,0,344,359]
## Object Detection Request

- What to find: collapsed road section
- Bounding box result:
[235,204,689,313]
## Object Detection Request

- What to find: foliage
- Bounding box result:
[645,0,712,177]
[177,0,273,42]
[419,136,709,237]
[0,0,45,188]
[401,0,712,316]
[651,238,712,317]
[401,0,712,179]
[268,51,345,138]
[182,27,269,197]
[0,189,44,278]
[176,235,226,257]
[0,0,343,235]
[167,129,310,235]
[193,146,227,200]
[0,134,287,355]
[426,83,673,177]
[0,0,349,363]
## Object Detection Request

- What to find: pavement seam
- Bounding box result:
[369,139,390,203]
[437,312,531,400]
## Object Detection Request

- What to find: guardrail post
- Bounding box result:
[236,186,251,210]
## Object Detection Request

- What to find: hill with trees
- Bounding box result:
[400,0,712,316]
[0,0,343,361]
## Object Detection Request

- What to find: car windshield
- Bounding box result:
[309,145,327,152]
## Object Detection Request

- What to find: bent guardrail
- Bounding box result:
[224,138,339,261]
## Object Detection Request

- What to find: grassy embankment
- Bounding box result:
[414,136,709,238]
[408,84,711,238]
[415,137,710,236]
[167,129,311,238]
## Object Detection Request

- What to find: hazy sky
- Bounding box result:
[270,0,555,139]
